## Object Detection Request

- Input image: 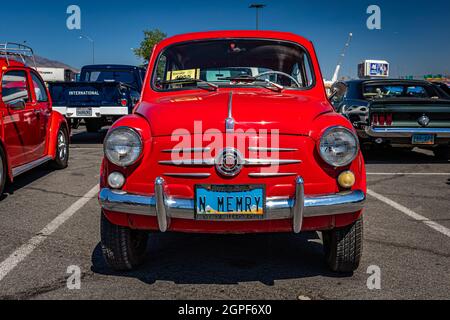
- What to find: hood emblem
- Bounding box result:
[418,114,430,127]
[216,148,243,177]
[226,92,235,132]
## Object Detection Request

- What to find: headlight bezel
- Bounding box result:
[104,126,143,167]
[318,126,359,167]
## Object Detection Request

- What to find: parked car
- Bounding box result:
[49,64,146,132]
[0,43,69,196]
[98,31,367,273]
[331,79,450,159]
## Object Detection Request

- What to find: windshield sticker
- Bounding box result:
[167,69,200,81]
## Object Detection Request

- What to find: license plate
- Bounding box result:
[412,134,435,145]
[76,107,92,117]
[195,185,266,220]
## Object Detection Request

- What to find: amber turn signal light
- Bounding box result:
[338,171,356,189]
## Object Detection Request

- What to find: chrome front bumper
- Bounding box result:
[366,127,450,138]
[99,177,366,234]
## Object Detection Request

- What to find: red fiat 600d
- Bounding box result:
[1,43,69,196]
[99,31,366,273]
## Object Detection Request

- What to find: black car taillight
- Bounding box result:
[371,113,392,126]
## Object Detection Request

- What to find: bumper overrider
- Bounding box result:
[99,177,366,234]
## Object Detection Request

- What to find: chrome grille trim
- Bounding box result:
[244,159,302,166]
[162,147,211,153]
[159,159,215,166]
[159,158,301,166]
[248,147,298,152]
[248,172,297,178]
[164,173,211,178]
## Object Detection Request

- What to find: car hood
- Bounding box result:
[135,90,333,136]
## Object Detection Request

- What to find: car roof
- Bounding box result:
[156,30,313,49]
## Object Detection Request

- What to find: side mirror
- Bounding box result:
[6,99,26,110]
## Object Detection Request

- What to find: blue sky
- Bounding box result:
[1,0,449,79]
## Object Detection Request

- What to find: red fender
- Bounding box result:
[46,111,70,159]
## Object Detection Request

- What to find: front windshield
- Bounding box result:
[363,83,436,100]
[153,39,315,91]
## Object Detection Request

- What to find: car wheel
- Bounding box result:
[322,216,363,273]
[434,145,450,161]
[86,119,101,133]
[50,127,69,170]
[0,147,6,197]
[100,212,149,271]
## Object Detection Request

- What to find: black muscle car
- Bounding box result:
[330,79,450,159]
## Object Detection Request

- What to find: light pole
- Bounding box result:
[249,4,266,30]
[79,35,95,64]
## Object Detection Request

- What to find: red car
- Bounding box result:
[99,31,366,273]
[0,43,69,196]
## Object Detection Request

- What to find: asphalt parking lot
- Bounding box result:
[0,128,449,300]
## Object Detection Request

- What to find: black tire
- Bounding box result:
[0,146,6,197]
[85,119,102,133]
[434,145,450,161]
[50,127,69,170]
[323,216,363,273]
[101,212,149,271]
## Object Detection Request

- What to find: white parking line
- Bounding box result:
[368,173,450,176]
[367,189,450,238]
[0,185,99,282]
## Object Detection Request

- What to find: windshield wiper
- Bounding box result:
[159,78,218,91]
[218,76,284,92]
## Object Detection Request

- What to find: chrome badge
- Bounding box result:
[418,114,430,127]
[216,148,243,177]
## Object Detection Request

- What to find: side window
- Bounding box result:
[156,54,167,81]
[31,72,48,102]
[1,70,30,104]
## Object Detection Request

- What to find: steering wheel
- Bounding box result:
[254,71,302,88]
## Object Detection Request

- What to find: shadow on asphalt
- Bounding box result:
[363,147,448,165]
[1,165,55,201]
[90,232,351,285]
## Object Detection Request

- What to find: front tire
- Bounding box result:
[50,127,69,170]
[322,216,363,273]
[101,212,149,271]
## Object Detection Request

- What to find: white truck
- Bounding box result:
[36,67,76,83]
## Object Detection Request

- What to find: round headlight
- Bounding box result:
[104,127,143,167]
[319,127,359,167]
